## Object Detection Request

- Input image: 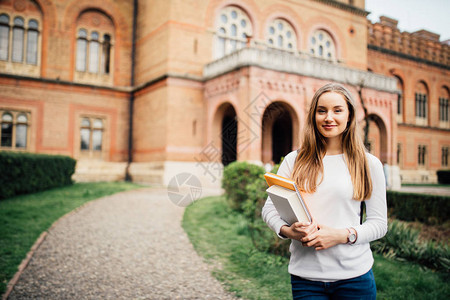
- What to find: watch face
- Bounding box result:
[349,233,356,243]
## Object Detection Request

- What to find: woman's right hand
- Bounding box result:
[280,220,318,241]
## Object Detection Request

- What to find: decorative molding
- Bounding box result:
[203,47,398,93]
[397,123,450,132]
[312,0,369,17]
[368,45,450,70]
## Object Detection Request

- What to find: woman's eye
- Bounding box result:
[335,109,341,113]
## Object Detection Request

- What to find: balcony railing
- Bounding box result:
[203,47,398,93]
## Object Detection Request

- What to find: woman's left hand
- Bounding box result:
[301,224,347,250]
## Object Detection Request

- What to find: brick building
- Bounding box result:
[0,0,448,189]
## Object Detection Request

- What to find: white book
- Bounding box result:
[264,172,312,225]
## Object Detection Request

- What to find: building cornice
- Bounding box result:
[203,47,398,93]
[0,72,203,94]
[0,73,133,93]
[368,45,450,71]
[398,123,450,132]
[312,0,369,17]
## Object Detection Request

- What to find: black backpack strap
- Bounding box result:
[360,201,366,225]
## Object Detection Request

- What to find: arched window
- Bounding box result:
[12,17,25,62]
[266,19,297,52]
[415,81,428,125]
[1,112,13,147]
[74,10,114,82]
[92,119,103,151]
[0,14,9,61]
[0,13,40,67]
[80,117,91,150]
[80,117,104,153]
[214,6,252,59]
[309,29,336,61]
[102,34,111,74]
[76,29,112,75]
[16,114,28,148]
[0,111,29,149]
[439,86,449,127]
[26,19,39,64]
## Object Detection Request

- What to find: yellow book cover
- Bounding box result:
[264,172,312,224]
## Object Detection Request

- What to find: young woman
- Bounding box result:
[262,83,387,299]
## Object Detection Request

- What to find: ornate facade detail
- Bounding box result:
[204,47,398,93]
[368,16,449,68]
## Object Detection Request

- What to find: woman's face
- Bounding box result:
[315,92,350,141]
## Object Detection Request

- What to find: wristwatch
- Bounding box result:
[347,228,357,244]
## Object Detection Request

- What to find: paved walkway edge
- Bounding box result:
[2,196,110,300]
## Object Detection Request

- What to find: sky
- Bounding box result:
[365,0,450,41]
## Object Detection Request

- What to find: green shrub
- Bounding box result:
[222,161,291,257]
[371,220,450,273]
[222,161,265,212]
[0,152,76,200]
[436,170,450,184]
[386,191,449,225]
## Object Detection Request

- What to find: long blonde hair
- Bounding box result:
[291,83,372,201]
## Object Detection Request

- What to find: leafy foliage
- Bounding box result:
[371,220,450,274]
[222,160,450,274]
[386,191,449,225]
[222,161,290,256]
[0,152,76,200]
[221,161,265,212]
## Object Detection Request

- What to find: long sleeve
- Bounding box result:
[261,151,298,239]
[353,154,388,245]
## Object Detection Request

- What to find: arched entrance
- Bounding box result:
[221,107,237,166]
[367,114,388,163]
[261,102,297,164]
[212,102,237,167]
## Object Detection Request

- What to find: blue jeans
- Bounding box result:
[291,269,377,300]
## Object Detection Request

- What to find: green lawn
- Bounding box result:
[0,182,142,295]
[183,196,450,300]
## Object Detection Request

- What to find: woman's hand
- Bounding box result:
[301,224,348,250]
[280,220,318,241]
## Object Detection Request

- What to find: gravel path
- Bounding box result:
[7,188,237,300]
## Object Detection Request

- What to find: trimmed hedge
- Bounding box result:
[222,161,291,256]
[0,152,76,200]
[386,191,449,225]
[222,161,266,212]
[437,170,450,184]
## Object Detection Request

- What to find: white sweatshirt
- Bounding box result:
[262,150,388,282]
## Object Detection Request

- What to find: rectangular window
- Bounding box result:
[92,129,102,151]
[415,93,420,117]
[1,122,12,147]
[397,93,402,115]
[76,39,87,71]
[422,95,427,118]
[12,27,24,62]
[418,145,427,166]
[80,128,90,150]
[0,24,9,60]
[26,30,38,65]
[442,147,449,167]
[440,98,449,122]
[88,41,99,73]
[15,123,27,148]
[397,143,402,165]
